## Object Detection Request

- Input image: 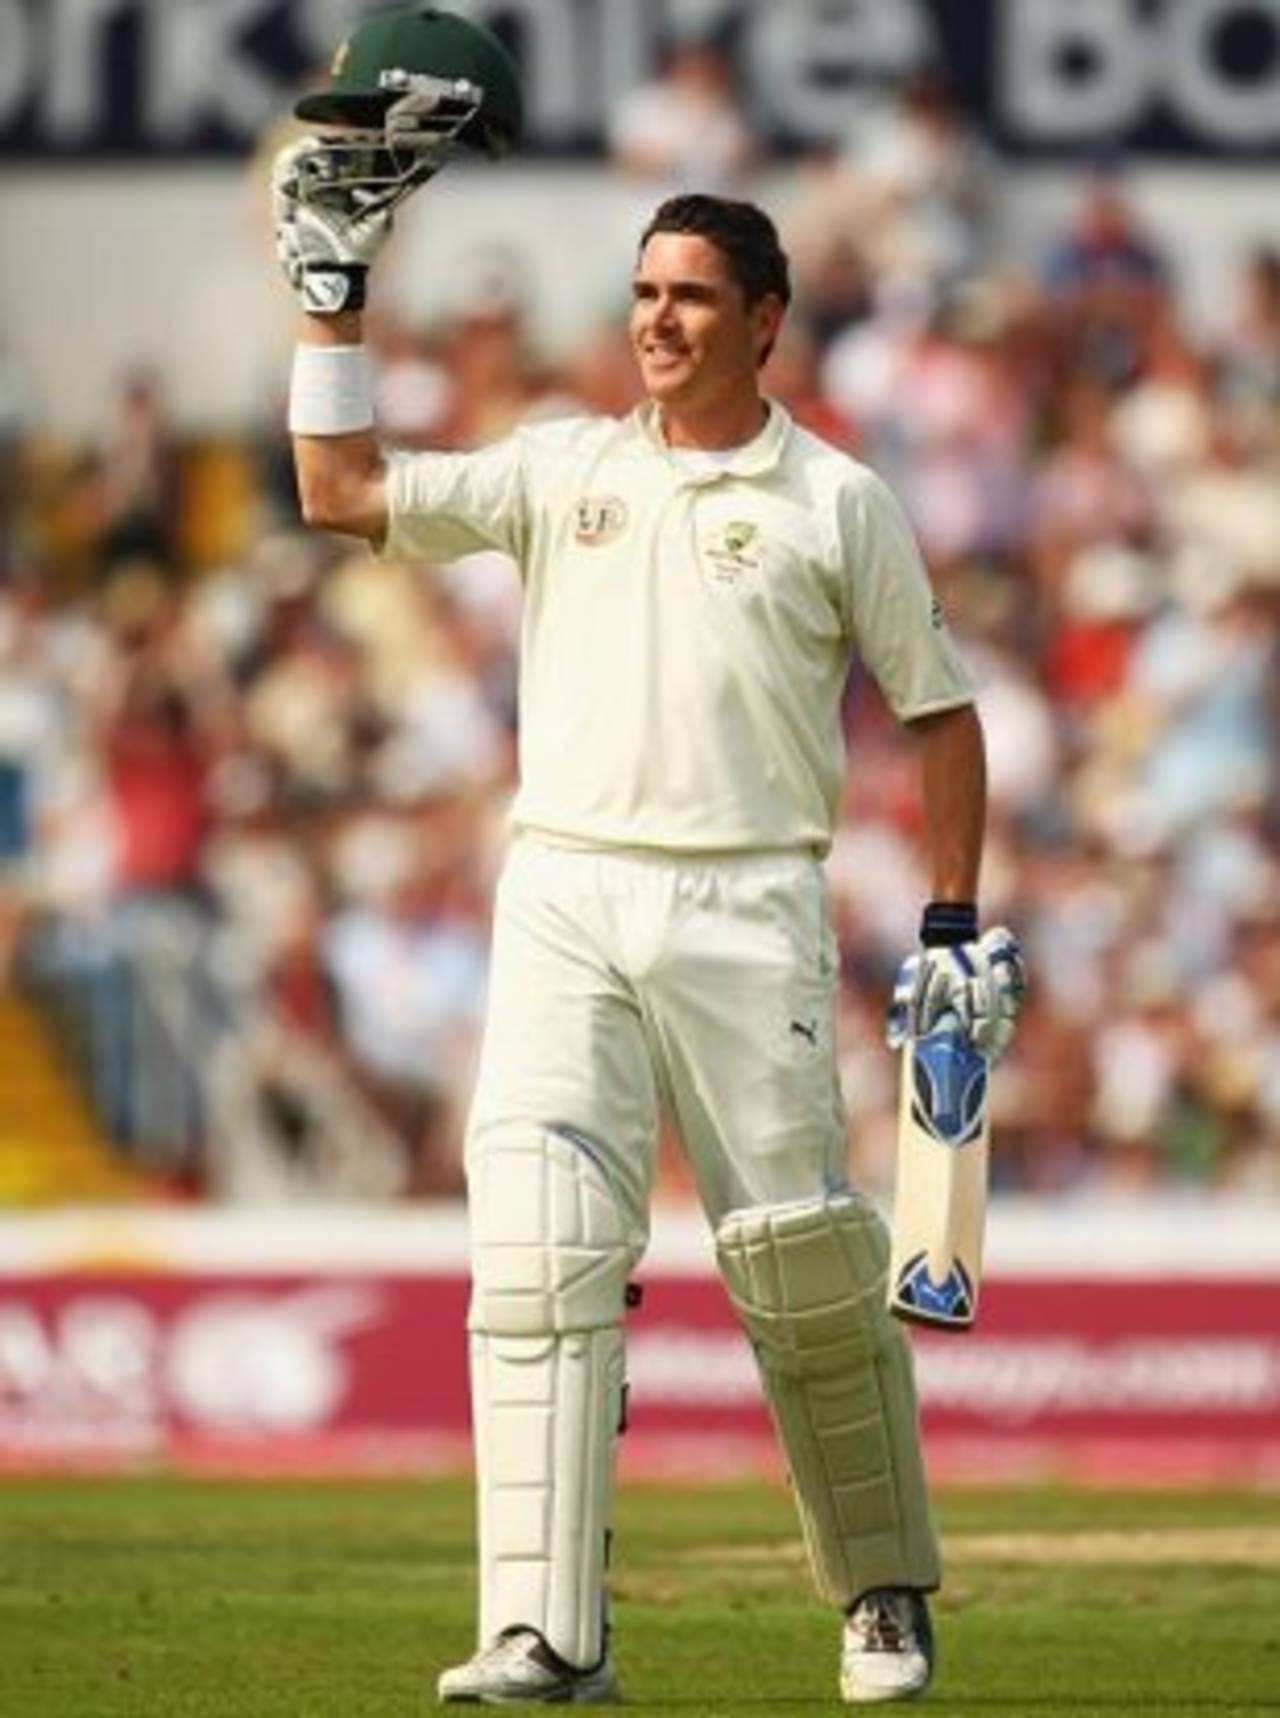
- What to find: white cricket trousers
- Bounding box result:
[466,836,849,1237]
[461,838,940,1665]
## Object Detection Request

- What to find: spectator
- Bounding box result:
[1216,245,1280,433]
[1159,416,1280,591]
[325,809,489,1193]
[787,68,991,334]
[1043,541,1159,713]
[5,139,1280,1204]
[607,36,754,191]
[887,287,1032,566]
[1042,171,1170,388]
[1110,311,1212,482]
[0,576,64,983]
[848,68,993,291]
[1028,380,1149,592]
[365,309,455,449]
[761,320,860,452]
[204,865,409,1203]
[434,250,540,445]
[241,587,369,811]
[1119,560,1275,845]
[93,371,181,578]
[0,335,29,574]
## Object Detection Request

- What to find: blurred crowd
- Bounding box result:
[1,47,1279,1204]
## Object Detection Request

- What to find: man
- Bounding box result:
[275,148,1023,1702]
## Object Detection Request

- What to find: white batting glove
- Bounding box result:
[271,137,394,316]
[887,920,1026,1062]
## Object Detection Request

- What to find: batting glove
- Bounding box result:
[886,908,1026,1062]
[271,136,395,316]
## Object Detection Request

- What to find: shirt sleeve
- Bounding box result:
[382,432,530,565]
[838,466,975,721]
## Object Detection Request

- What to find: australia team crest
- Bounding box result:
[705,518,763,584]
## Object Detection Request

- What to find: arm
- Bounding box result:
[272,138,391,543]
[272,86,516,550]
[275,154,526,561]
[890,701,1024,1060]
[292,309,387,542]
[835,467,1024,1054]
[909,702,987,904]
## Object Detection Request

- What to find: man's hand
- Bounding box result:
[887,925,1026,1062]
[271,137,395,316]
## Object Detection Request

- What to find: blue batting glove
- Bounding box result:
[886,915,1026,1062]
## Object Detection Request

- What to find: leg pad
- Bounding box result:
[468,1123,639,1666]
[715,1192,940,1604]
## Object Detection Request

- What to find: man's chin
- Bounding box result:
[640,366,693,403]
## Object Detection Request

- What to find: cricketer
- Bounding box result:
[271,5,1026,1703]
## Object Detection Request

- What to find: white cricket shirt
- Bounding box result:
[384,402,973,855]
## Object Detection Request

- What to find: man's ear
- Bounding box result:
[753,294,785,368]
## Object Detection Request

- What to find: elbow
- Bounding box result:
[295,470,379,541]
[297,484,338,533]
[296,472,346,533]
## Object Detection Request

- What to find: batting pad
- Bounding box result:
[715,1192,941,1605]
[467,1123,640,1667]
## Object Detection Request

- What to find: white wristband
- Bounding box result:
[288,343,375,436]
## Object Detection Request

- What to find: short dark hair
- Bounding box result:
[639,194,792,310]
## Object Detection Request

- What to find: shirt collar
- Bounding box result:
[634,398,792,482]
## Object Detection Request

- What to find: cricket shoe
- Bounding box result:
[437,1626,621,1705]
[840,1588,934,1704]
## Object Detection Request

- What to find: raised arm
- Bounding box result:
[272,138,392,543]
[291,309,387,542]
[271,16,522,544]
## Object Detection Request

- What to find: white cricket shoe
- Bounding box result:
[840,1588,934,1704]
[437,1626,621,1705]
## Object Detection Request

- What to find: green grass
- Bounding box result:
[1,1477,1279,1714]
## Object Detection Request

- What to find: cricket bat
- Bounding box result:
[887,1011,991,1332]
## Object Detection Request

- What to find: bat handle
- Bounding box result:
[912,1012,988,1148]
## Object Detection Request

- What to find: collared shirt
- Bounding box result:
[384,402,973,855]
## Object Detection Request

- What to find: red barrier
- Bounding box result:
[2,1267,1279,1483]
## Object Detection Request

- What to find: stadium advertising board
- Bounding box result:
[3,1270,1279,1482]
[1,0,1279,161]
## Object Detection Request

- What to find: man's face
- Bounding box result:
[630,232,780,413]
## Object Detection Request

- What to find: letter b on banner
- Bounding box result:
[1005,0,1147,137]
[1004,0,1280,149]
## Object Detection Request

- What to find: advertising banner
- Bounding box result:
[2,0,1278,163]
[3,1266,1279,1482]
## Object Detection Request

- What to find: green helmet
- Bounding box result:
[297,5,522,155]
[291,7,522,216]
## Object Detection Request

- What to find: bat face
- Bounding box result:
[887,1014,991,1332]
